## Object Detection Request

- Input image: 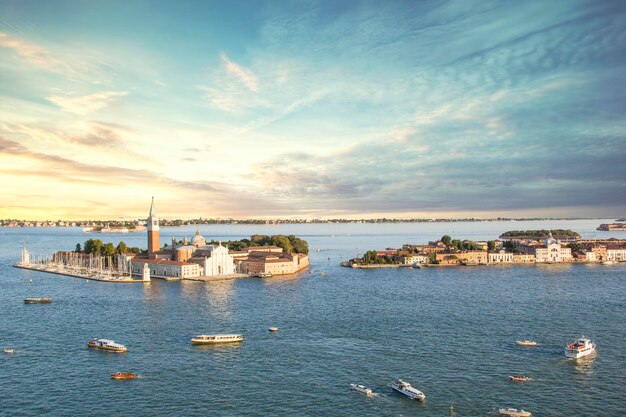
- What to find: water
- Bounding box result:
[1,220,624,416]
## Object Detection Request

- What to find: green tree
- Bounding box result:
[84,239,103,255]
[102,243,116,257]
[427,252,437,264]
[363,250,378,264]
[75,243,81,252]
[487,240,496,251]
[288,235,309,254]
[441,235,452,246]
[116,241,127,254]
[451,239,462,250]
[272,235,294,253]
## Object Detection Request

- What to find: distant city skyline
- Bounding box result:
[1,0,625,220]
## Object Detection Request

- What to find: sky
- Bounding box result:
[1,0,625,220]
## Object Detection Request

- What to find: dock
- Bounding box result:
[14,264,142,283]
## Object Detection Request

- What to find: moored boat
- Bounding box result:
[515,340,538,347]
[499,408,532,417]
[191,334,243,345]
[391,379,425,401]
[565,337,596,359]
[24,297,52,304]
[350,383,374,396]
[111,372,139,380]
[87,338,127,352]
[509,375,531,382]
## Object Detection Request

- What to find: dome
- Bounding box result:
[191,229,206,246]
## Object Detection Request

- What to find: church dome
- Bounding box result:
[191,229,206,246]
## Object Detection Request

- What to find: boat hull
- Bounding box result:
[111,373,138,380]
[191,339,243,345]
[392,386,425,401]
[565,344,595,359]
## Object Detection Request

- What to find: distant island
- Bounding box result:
[499,229,581,240]
[597,223,626,231]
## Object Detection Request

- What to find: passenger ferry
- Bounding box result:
[191,334,243,345]
[87,338,127,352]
[391,379,426,401]
[565,337,596,359]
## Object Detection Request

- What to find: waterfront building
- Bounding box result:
[592,245,607,261]
[488,251,513,263]
[232,246,309,275]
[131,258,201,279]
[401,253,429,265]
[606,246,626,261]
[147,197,160,256]
[517,233,572,263]
[435,250,487,265]
[511,253,536,263]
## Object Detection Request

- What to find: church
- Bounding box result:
[130,198,235,279]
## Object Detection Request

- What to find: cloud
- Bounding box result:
[46,91,128,115]
[0,31,75,76]
[220,53,258,92]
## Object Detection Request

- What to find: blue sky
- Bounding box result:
[1,0,625,219]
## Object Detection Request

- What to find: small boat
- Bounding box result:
[24,297,52,304]
[565,337,596,359]
[111,372,139,380]
[391,379,426,401]
[256,272,272,278]
[602,260,616,265]
[516,340,538,347]
[191,334,243,345]
[4,348,15,354]
[499,408,532,417]
[268,327,279,332]
[87,338,127,352]
[509,375,531,382]
[350,383,373,396]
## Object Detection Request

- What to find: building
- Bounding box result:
[512,254,536,263]
[234,247,309,275]
[147,197,160,256]
[400,253,429,265]
[517,233,572,263]
[488,251,513,264]
[606,246,626,261]
[131,258,201,279]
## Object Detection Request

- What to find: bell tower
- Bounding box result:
[147,196,160,256]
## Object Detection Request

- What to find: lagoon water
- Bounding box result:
[0,220,624,416]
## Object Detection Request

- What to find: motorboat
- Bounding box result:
[268,327,279,332]
[87,338,127,352]
[24,297,52,304]
[602,261,616,265]
[349,384,374,396]
[391,379,425,401]
[565,337,596,359]
[111,372,139,380]
[509,375,531,382]
[499,408,532,417]
[516,340,538,347]
[4,348,15,354]
[191,334,243,345]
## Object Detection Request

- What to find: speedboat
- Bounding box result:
[4,348,15,354]
[350,383,374,396]
[565,337,596,359]
[516,340,538,347]
[499,408,532,417]
[268,327,279,332]
[111,372,139,380]
[191,334,243,345]
[391,379,425,401]
[24,297,52,304]
[509,375,531,382]
[87,338,127,352]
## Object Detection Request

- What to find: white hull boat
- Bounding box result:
[391,379,425,401]
[350,384,373,396]
[499,408,532,417]
[565,337,596,359]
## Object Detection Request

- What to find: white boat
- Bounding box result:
[391,379,425,401]
[4,348,15,354]
[602,261,616,265]
[350,383,373,396]
[516,340,538,347]
[87,338,127,352]
[565,337,596,359]
[191,334,243,345]
[499,408,532,417]
[268,327,279,332]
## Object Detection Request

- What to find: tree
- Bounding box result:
[441,235,452,246]
[363,250,378,264]
[427,252,437,264]
[116,241,127,254]
[487,240,496,251]
[75,243,81,252]
[272,235,294,254]
[451,239,462,250]
[84,239,103,255]
[102,243,116,257]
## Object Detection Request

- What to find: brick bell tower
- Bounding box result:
[147,196,160,257]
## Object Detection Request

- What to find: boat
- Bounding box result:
[516,340,538,347]
[498,408,532,417]
[24,297,52,304]
[111,372,139,380]
[565,337,596,359]
[4,348,15,354]
[350,383,374,396]
[391,379,426,401]
[256,272,272,278]
[509,375,531,382]
[602,261,616,265]
[87,338,127,352]
[268,327,279,332]
[412,263,423,269]
[191,334,243,345]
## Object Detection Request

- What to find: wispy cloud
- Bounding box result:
[46,91,128,115]
[0,31,74,75]
[220,52,258,92]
